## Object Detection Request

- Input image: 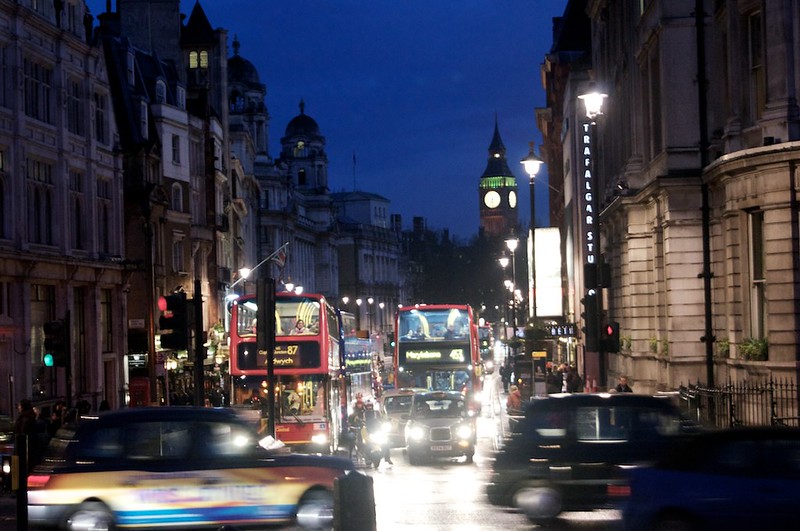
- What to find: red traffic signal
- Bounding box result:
[158,293,188,350]
[602,321,620,353]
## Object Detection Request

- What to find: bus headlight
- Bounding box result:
[311,433,329,446]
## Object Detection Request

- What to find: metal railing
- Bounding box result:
[679,378,799,428]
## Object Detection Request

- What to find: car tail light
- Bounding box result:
[606,483,631,497]
[27,473,52,489]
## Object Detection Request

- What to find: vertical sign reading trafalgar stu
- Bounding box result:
[581,121,596,265]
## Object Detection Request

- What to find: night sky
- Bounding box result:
[87,0,568,240]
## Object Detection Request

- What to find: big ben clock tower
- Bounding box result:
[479,119,518,237]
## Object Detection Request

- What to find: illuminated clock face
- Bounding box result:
[508,190,517,208]
[484,190,501,209]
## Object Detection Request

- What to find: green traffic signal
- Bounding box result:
[43,319,69,367]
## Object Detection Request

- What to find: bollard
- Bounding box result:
[334,471,376,531]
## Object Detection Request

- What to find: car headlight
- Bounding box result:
[456,424,473,440]
[381,421,392,433]
[311,433,328,445]
[407,425,426,442]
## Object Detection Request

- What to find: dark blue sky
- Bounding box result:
[88,0,568,240]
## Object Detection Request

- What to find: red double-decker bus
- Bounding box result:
[393,304,483,410]
[228,292,346,454]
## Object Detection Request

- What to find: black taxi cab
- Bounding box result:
[404,391,477,465]
[486,393,699,524]
[27,407,354,530]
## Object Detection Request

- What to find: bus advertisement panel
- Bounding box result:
[228,293,345,454]
[394,304,483,411]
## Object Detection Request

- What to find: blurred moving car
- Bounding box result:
[486,393,698,524]
[27,407,355,530]
[622,426,800,531]
[404,391,476,465]
[379,387,425,448]
[0,414,13,492]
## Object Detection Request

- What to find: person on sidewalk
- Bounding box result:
[614,375,633,393]
[506,385,523,415]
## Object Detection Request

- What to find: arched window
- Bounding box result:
[230,90,245,112]
[155,80,166,104]
[171,183,183,212]
[189,51,199,69]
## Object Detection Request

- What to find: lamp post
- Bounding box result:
[578,82,608,388]
[367,297,375,337]
[505,238,519,340]
[498,256,510,366]
[521,142,543,320]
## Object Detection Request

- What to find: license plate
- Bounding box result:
[431,445,452,451]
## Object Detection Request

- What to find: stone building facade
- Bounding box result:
[0,0,126,413]
[541,0,800,392]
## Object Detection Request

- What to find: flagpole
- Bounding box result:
[229,242,289,289]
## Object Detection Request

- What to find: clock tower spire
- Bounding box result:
[479,117,518,238]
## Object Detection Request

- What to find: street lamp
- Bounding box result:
[578,82,608,121]
[238,267,251,295]
[505,238,519,341]
[579,82,608,387]
[520,142,543,320]
[367,297,375,336]
[498,256,510,363]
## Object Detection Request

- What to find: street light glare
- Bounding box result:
[505,238,519,252]
[578,82,608,119]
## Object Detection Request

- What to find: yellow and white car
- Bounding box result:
[27,407,355,529]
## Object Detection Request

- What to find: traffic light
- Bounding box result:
[602,321,620,353]
[43,319,69,367]
[580,291,599,351]
[158,292,188,350]
[388,332,396,349]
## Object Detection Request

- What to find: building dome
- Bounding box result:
[228,55,260,87]
[285,99,321,137]
[227,36,262,88]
